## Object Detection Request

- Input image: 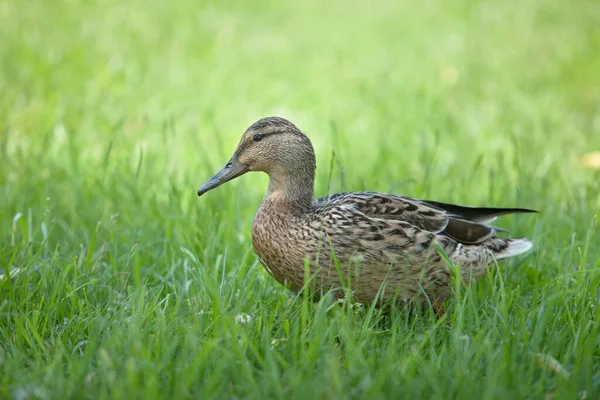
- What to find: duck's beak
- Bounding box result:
[197,157,249,196]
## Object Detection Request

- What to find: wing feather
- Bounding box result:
[318,192,536,246]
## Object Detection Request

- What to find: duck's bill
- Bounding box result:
[197,158,249,196]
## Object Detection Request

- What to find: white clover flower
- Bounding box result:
[235,313,252,325]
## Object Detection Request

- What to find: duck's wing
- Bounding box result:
[413,198,538,224]
[322,192,537,245]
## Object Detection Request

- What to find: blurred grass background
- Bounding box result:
[1,0,600,398]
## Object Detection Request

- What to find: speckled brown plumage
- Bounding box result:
[198,116,537,306]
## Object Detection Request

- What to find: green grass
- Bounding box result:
[1,0,600,398]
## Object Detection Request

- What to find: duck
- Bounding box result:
[197,116,537,308]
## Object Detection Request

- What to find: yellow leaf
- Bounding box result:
[533,352,570,379]
[582,152,600,169]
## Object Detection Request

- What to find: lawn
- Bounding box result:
[1,0,600,398]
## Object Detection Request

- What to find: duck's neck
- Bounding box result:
[263,171,315,213]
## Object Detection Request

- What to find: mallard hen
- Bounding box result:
[198,117,537,306]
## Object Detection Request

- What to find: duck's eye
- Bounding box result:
[253,134,264,142]
[226,161,232,168]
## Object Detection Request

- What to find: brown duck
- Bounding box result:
[198,117,537,307]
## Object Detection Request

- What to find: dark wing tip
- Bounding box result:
[420,199,539,223]
[505,208,540,214]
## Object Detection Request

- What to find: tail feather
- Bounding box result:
[494,238,533,259]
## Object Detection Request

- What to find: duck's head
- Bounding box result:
[198,116,316,197]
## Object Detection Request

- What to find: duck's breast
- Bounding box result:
[251,210,318,290]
